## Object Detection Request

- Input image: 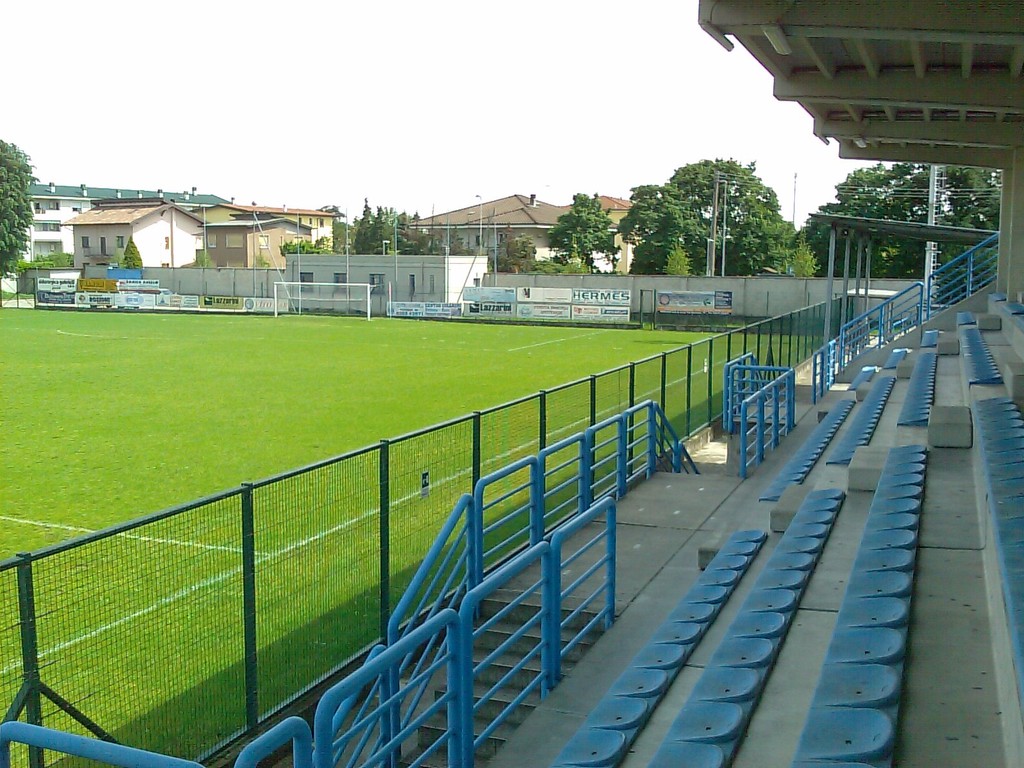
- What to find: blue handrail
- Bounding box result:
[837,282,923,369]
[737,367,796,478]
[0,722,204,768]
[926,233,999,317]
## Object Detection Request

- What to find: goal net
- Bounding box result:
[273,282,373,319]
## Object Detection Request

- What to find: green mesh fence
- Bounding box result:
[30,493,247,758]
[252,448,380,719]
[544,380,591,445]
[1,302,828,762]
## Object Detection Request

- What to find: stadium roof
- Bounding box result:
[30,183,228,207]
[808,213,997,243]
[698,1,1024,168]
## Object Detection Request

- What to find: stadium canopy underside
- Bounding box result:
[698,0,1024,297]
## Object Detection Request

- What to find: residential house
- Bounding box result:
[413,194,568,264]
[596,195,634,274]
[201,203,334,246]
[66,199,203,268]
[204,216,312,269]
[26,183,227,260]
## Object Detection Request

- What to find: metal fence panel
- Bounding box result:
[0,569,22,746]
[544,381,591,447]
[253,450,380,719]
[30,494,246,758]
[663,348,689,436]
[480,398,541,478]
[593,367,630,424]
[687,340,710,436]
[632,357,661,408]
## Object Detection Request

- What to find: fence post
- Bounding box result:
[240,484,259,730]
[706,337,715,428]
[756,402,766,465]
[772,384,781,448]
[589,375,597,426]
[660,353,667,411]
[627,363,636,471]
[628,362,636,408]
[15,555,43,768]
[616,417,628,498]
[685,346,693,436]
[542,542,561,688]
[539,390,547,452]
[646,403,657,477]
[472,412,482,489]
[379,440,391,640]
[581,431,594,510]
[738,401,748,479]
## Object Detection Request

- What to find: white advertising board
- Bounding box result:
[516,287,572,304]
[463,287,516,303]
[516,302,571,320]
[571,288,631,306]
[571,305,630,323]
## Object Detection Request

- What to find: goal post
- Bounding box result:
[273,282,373,319]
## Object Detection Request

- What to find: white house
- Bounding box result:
[26,183,227,260]
[66,199,203,268]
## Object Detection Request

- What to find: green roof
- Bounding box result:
[29,183,228,207]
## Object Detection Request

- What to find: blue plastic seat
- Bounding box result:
[756,568,806,591]
[706,554,753,572]
[775,536,823,556]
[700,569,743,588]
[845,571,913,599]
[864,513,919,532]
[554,727,627,767]
[860,529,918,551]
[610,668,669,699]
[632,643,687,671]
[666,701,745,743]
[715,539,761,558]
[652,622,702,647]
[586,697,650,731]
[713,637,775,668]
[785,522,830,540]
[667,603,715,624]
[826,628,906,665]
[648,741,725,768]
[837,597,910,629]
[868,497,921,514]
[814,663,902,708]
[795,707,895,763]
[687,584,730,604]
[766,551,815,571]
[855,548,915,573]
[728,611,787,639]
[743,588,798,613]
[872,484,923,501]
[690,667,761,703]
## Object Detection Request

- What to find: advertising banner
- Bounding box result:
[36,291,76,306]
[175,295,200,309]
[116,279,162,292]
[463,287,516,303]
[75,292,115,307]
[243,297,279,313]
[423,303,463,318]
[388,302,426,318]
[571,288,631,306]
[201,296,245,311]
[571,305,630,323]
[78,278,119,293]
[114,293,157,308]
[468,302,514,317]
[656,290,734,314]
[516,302,571,320]
[37,277,78,294]
[516,286,572,304]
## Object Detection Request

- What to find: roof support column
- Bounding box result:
[823,223,837,340]
[865,239,873,315]
[854,234,864,317]
[999,147,1024,300]
[840,230,852,326]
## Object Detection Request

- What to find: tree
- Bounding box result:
[666,246,693,276]
[194,249,213,268]
[802,163,1001,279]
[791,235,818,277]
[498,234,537,273]
[0,140,35,275]
[548,193,616,270]
[121,236,143,268]
[618,184,697,274]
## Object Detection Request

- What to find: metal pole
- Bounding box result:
[708,171,719,276]
[865,238,873,314]
[840,231,852,325]
[720,183,730,277]
[823,223,838,341]
[854,234,864,316]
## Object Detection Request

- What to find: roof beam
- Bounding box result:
[774,71,1024,111]
[962,42,974,78]
[883,106,896,121]
[796,35,834,79]
[909,40,927,78]
[837,140,1012,168]
[851,38,881,78]
[815,118,1024,148]
[735,34,790,79]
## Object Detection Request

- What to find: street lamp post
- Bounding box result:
[475,194,484,272]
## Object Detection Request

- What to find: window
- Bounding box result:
[475,235,481,246]
[318,218,324,227]
[498,232,507,244]
[116,236,125,249]
[35,200,59,212]
[100,237,107,255]
[258,235,269,250]
[207,234,217,248]
[429,274,435,294]
[299,271,314,293]
[369,273,385,292]
[164,236,170,250]
[226,233,243,248]
[334,272,347,284]
[72,206,82,213]
[33,221,61,232]
[408,274,416,298]
[81,236,90,249]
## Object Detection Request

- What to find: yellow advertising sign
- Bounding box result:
[77,278,119,293]
[200,296,244,310]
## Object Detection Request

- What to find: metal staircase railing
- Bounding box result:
[926,233,999,318]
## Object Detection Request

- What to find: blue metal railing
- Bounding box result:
[837,282,924,370]
[811,339,838,404]
[737,367,797,479]
[926,233,1000,316]
[722,353,759,433]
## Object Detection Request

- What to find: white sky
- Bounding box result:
[3,0,871,226]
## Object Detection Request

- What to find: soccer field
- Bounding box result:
[1,310,709,557]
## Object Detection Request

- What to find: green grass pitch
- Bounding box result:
[0,309,715,760]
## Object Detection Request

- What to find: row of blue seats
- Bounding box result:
[881,348,908,370]
[920,329,938,348]
[847,366,877,391]
[791,445,927,768]
[759,400,855,502]
[896,352,937,428]
[957,311,976,326]
[550,530,768,768]
[826,376,896,466]
[960,326,1003,385]
[972,397,1024,711]
[648,489,847,768]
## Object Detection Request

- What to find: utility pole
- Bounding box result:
[720,181,731,277]
[792,172,798,227]
[708,171,720,276]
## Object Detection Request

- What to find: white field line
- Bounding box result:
[507,330,605,353]
[0,515,249,555]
